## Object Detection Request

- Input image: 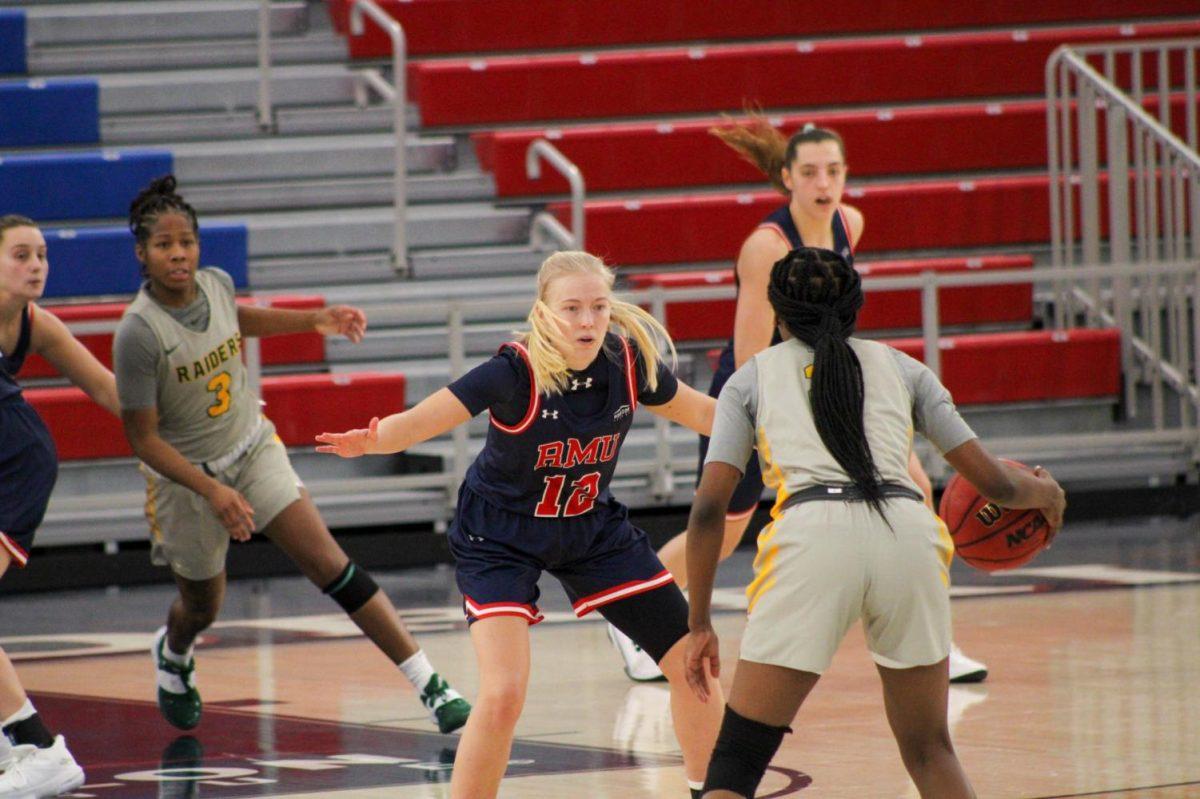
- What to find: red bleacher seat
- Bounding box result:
[476,94,1190,196]
[24,372,405,461]
[22,296,327,380]
[327,0,1199,57]
[628,256,1034,341]
[410,21,1199,126]
[889,328,1121,405]
[557,176,1051,266]
[705,328,1121,405]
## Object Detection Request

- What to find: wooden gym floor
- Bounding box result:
[4,511,1198,798]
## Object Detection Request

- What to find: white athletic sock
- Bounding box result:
[0,729,11,767]
[0,699,35,730]
[161,637,193,666]
[688,779,705,791]
[397,650,436,691]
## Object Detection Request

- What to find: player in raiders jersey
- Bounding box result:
[113,176,470,736]
[318,251,724,799]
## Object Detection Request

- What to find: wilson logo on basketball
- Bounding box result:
[974,503,1003,526]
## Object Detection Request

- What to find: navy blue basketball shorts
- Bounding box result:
[0,399,59,569]
[449,485,690,662]
[699,344,765,519]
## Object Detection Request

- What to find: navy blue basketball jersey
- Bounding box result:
[464,334,639,517]
[756,203,855,268]
[0,303,33,403]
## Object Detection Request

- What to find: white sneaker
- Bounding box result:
[948,643,988,684]
[606,623,666,682]
[0,736,85,799]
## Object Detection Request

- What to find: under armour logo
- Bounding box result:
[542,410,559,419]
[570,377,593,390]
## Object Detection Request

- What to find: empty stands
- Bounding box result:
[409,20,1200,126]
[328,0,1200,58]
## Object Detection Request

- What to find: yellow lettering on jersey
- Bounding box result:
[176,366,190,383]
[185,334,245,383]
[206,371,232,417]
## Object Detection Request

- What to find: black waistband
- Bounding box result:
[780,483,924,512]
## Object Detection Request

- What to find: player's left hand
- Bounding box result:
[315,305,367,343]
[684,625,720,703]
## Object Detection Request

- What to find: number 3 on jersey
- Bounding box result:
[206,371,232,417]
[535,472,601,517]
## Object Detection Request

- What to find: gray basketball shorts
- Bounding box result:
[141,420,303,580]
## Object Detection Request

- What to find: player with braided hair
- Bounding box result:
[683,248,1065,798]
[610,116,988,685]
[114,175,470,735]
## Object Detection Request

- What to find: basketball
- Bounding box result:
[938,459,1050,572]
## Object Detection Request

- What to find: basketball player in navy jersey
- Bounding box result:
[611,119,988,685]
[318,250,724,799]
[0,215,117,798]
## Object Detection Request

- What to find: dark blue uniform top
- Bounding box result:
[0,303,32,403]
[449,333,676,517]
[1,304,59,564]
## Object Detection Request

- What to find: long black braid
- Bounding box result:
[128,175,198,246]
[767,247,891,523]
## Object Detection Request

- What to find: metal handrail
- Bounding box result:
[526,139,585,249]
[256,0,274,131]
[349,0,407,271]
[1045,39,1200,430]
[529,211,575,252]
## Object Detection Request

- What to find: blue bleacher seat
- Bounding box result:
[42,223,249,298]
[0,10,25,75]
[0,150,173,221]
[0,79,99,147]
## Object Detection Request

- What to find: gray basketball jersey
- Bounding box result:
[754,337,920,508]
[123,269,258,462]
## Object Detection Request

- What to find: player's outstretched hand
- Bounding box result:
[315,417,380,458]
[315,305,367,343]
[204,483,255,542]
[1033,465,1066,544]
[684,626,720,703]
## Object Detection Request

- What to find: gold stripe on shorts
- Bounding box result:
[746,526,779,614]
[933,511,954,587]
[140,465,165,544]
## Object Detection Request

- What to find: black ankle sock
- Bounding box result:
[691,789,703,799]
[4,713,55,748]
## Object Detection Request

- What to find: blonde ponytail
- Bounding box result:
[520,251,677,397]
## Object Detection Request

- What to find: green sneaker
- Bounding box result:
[420,673,471,734]
[152,626,202,731]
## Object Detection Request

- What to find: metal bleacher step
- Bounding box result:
[97,63,364,116]
[409,243,546,280]
[102,103,416,145]
[188,172,495,216]
[217,202,530,259]
[172,133,455,182]
[27,30,347,74]
[24,1,310,46]
[253,242,545,287]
